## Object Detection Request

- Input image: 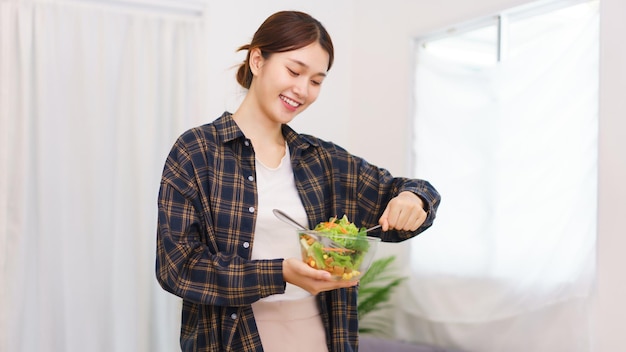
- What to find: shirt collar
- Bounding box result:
[215,111,320,149]
[214,111,245,143]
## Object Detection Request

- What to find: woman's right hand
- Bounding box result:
[282,257,358,295]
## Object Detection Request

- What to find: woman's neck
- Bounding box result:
[232,105,286,168]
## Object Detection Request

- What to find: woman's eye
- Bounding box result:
[311,80,322,86]
[287,68,299,77]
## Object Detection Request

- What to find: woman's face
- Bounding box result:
[249,42,330,124]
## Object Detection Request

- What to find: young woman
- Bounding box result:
[156,10,440,352]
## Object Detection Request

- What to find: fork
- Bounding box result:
[272,209,347,250]
[272,209,380,250]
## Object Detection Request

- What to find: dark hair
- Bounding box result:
[236,11,334,89]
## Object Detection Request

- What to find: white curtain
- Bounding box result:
[398,2,598,351]
[0,1,207,351]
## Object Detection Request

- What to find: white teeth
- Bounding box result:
[281,95,300,107]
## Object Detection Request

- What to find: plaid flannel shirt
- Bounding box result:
[156,112,440,351]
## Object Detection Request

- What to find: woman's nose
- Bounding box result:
[292,78,308,98]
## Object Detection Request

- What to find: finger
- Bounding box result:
[386,205,402,229]
[300,263,333,281]
[379,207,391,231]
[311,270,333,281]
[399,209,414,230]
[408,209,426,231]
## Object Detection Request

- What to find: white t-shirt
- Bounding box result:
[252,144,311,302]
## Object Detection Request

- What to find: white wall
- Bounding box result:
[202,0,626,350]
[593,0,626,350]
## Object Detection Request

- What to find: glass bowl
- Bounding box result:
[297,230,381,282]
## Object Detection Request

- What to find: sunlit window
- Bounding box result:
[411,0,598,291]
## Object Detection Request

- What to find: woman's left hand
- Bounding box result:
[282,258,358,295]
[379,191,426,232]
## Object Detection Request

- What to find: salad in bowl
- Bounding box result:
[298,215,381,281]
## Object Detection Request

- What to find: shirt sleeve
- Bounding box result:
[155,136,286,306]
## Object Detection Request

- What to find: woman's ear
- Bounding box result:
[249,48,264,76]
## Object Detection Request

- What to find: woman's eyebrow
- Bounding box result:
[288,59,327,77]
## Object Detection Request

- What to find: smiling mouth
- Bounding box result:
[280,95,301,108]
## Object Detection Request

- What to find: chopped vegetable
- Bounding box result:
[299,215,372,281]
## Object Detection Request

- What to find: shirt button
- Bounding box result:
[244,140,250,147]
[230,313,237,320]
[247,175,254,182]
[243,242,250,249]
[248,207,255,213]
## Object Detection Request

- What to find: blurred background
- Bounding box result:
[1,0,624,351]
